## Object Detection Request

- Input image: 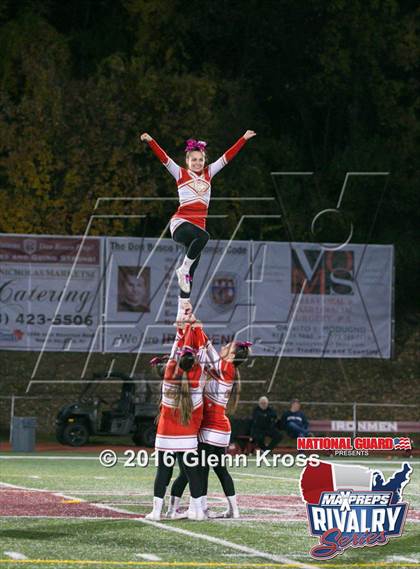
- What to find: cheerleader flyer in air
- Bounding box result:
[0,2,418,569]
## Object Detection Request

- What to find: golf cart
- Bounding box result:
[55,371,158,447]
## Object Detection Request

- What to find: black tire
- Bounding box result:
[56,425,66,445]
[132,422,156,448]
[62,422,90,447]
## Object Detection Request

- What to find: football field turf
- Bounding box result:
[0,452,419,569]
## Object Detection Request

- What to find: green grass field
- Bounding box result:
[0,452,419,569]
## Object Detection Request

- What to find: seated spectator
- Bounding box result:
[250,396,282,451]
[280,399,310,438]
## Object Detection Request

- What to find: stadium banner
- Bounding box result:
[251,242,393,358]
[0,234,103,352]
[103,237,252,353]
[0,234,393,357]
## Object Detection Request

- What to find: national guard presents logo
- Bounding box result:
[300,460,412,559]
[210,274,236,311]
[291,248,354,295]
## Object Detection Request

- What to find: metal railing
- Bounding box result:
[1,396,417,441]
[239,400,418,438]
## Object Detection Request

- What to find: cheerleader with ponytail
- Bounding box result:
[140,130,256,321]
[146,321,208,521]
[168,338,251,519]
[199,339,251,518]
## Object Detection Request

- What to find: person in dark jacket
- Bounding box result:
[250,396,282,451]
[280,399,310,438]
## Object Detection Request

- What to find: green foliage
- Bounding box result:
[0,0,418,305]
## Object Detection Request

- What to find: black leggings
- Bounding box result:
[172,222,210,298]
[154,451,202,499]
[171,466,189,498]
[170,442,235,498]
[200,442,235,497]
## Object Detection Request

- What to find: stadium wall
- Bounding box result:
[0,321,418,437]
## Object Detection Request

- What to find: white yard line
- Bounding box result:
[234,472,299,482]
[0,515,137,520]
[328,460,420,465]
[2,454,419,472]
[245,458,420,464]
[222,553,257,557]
[0,486,151,496]
[1,481,320,569]
[0,455,98,460]
[387,556,420,563]
[248,506,305,513]
[4,552,28,560]
[135,554,162,561]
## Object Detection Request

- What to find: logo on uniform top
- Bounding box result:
[191,179,209,195]
[210,274,236,310]
[300,460,412,559]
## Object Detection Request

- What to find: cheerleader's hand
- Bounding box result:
[244,130,256,140]
[140,132,152,142]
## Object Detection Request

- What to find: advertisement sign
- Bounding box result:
[0,234,393,357]
[103,237,251,353]
[0,234,102,351]
[253,242,393,358]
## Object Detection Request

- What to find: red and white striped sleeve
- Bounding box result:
[205,338,221,368]
[147,138,181,180]
[208,136,247,178]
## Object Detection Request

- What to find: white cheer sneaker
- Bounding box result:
[145,511,161,521]
[167,509,188,519]
[187,508,206,521]
[176,267,191,293]
[176,299,193,322]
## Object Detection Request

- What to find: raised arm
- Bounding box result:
[208,130,256,178]
[204,335,221,367]
[169,326,185,360]
[140,132,181,180]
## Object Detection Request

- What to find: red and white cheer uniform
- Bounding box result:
[199,342,236,447]
[155,324,207,452]
[147,137,247,234]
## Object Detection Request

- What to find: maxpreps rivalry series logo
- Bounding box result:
[300,461,412,559]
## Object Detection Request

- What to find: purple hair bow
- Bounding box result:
[177,347,197,357]
[185,139,207,153]
[149,355,168,366]
[236,341,253,348]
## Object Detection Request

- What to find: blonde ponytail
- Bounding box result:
[178,371,193,425]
